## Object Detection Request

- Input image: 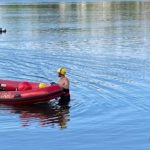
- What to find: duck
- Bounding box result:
[0,28,6,33]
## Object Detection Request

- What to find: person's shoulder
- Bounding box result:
[64,76,69,81]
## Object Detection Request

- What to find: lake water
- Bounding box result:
[0,2,150,150]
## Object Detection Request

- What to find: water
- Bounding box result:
[0,2,150,150]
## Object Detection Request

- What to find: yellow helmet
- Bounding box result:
[39,83,46,88]
[57,67,66,75]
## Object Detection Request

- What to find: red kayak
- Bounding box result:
[0,79,63,105]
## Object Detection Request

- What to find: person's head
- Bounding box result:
[57,67,66,77]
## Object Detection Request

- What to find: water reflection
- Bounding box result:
[0,2,149,44]
[4,104,70,128]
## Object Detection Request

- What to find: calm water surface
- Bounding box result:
[0,2,150,150]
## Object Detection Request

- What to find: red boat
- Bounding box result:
[0,79,63,105]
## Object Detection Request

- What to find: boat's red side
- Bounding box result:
[0,80,63,105]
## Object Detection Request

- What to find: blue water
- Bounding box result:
[0,2,150,150]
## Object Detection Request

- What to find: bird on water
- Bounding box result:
[0,28,6,33]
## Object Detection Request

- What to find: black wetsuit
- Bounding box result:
[58,88,70,106]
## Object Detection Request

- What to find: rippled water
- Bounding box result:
[0,2,150,150]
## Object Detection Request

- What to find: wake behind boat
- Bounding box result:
[0,79,63,105]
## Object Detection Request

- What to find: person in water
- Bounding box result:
[57,67,70,106]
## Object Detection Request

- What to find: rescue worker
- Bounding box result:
[57,67,70,106]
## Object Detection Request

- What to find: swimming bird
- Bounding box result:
[0,28,6,33]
